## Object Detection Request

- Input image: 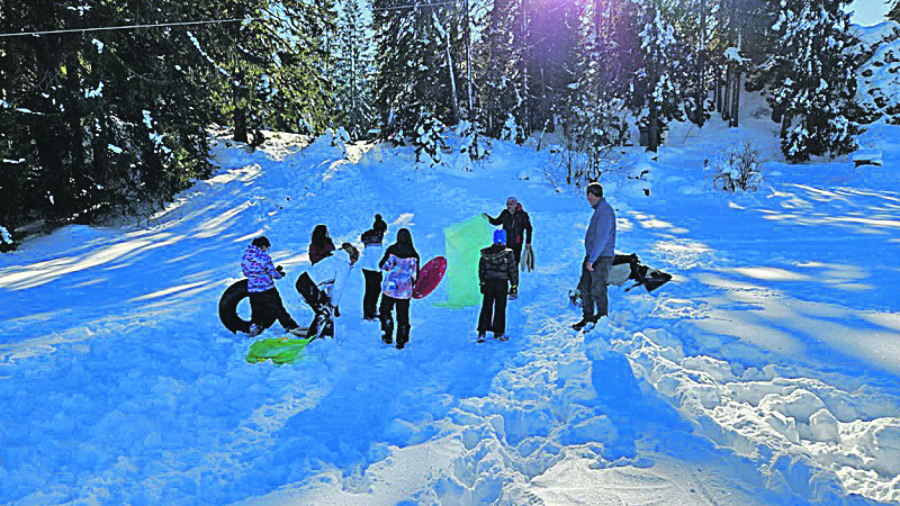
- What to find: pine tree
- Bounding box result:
[0,0,226,243]
[629,0,686,152]
[890,0,900,23]
[523,0,580,133]
[563,0,630,154]
[186,0,336,143]
[475,0,525,139]
[333,0,377,138]
[372,0,464,141]
[768,0,861,162]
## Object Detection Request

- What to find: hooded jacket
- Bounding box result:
[479,244,518,286]
[379,242,419,299]
[305,248,353,306]
[242,244,284,293]
[488,204,533,247]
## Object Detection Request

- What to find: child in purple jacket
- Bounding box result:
[241,236,302,337]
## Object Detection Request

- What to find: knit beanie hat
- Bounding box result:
[493,229,507,244]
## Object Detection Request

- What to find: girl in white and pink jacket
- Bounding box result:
[378,228,419,349]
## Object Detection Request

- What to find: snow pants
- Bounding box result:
[249,288,299,333]
[478,279,508,335]
[380,294,410,345]
[578,256,614,320]
[510,242,523,267]
[296,273,333,338]
[362,269,383,320]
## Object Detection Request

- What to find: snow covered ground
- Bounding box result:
[2,111,900,505]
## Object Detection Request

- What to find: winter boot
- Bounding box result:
[571,317,593,331]
[381,317,394,345]
[477,331,486,343]
[319,317,334,339]
[248,323,263,338]
[396,325,410,350]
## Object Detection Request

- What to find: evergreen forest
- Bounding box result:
[1,0,896,249]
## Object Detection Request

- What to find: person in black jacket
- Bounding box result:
[483,196,532,297]
[477,229,518,343]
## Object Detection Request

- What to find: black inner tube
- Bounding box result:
[218,279,251,334]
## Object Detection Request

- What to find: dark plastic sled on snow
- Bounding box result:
[612,253,672,293]
[569,253,672,307]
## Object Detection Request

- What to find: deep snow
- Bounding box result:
[2,109,900,505]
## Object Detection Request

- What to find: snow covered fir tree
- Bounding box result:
[767,0,862,162]
[3,0,886,245]
[4,0,900,504]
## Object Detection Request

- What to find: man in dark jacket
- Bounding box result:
[573,182,616,330]
[484,196,533,271]
[477,229,519,342]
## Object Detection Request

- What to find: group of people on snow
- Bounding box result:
[238,183,616,348]
[241,216,421,349]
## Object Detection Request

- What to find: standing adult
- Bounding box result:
[573,182,616,330]
[379,228,420,349]
[309,224,336,265]
[241,236,303,337]
[484,197,533,296]
[360,214,388,320]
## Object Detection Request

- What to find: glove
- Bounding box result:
[482,213,490,219]
[509,285,518,297]
[276,265,285,274]
[333,305,341,317]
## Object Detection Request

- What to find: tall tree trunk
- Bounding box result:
[350,32,357,136]
[714,65,721,113]
[233,68,248,143]
[64,53,85,178]
[730,66,741,127]
[694,0,706,127]
[722,64,732,121]
[729,31,742,128]
[446,42,460,124]
[540,68,550,131]
[463,0,474,117]
[520,0,530,135]
[648,100,659,153]
[232,2,248,143]
[780,110,791,140]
